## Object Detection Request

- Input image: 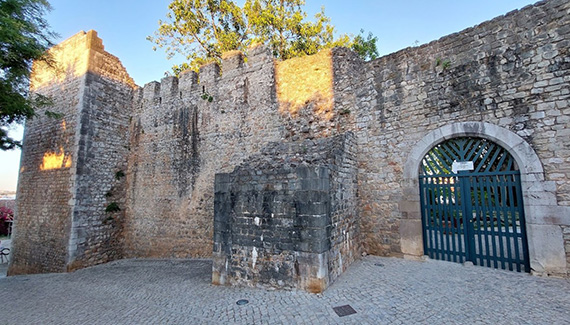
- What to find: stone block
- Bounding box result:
[247,45,272,65]
[295,251,329,293]
[199,63,220,84]
[398,200,420,215]
[222,51,244,73]
[523,190,557,206]
[399,219,423,256]
[160,76,179,98]
[214,173,231,192]
[526,224,567,275]
[525,205,570,225]
[179,70,197,91]
[142,81,160,101]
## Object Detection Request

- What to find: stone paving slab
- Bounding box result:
[1,256,569,324]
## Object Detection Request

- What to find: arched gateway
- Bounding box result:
[401,122,567,275]
[419,137,530,272]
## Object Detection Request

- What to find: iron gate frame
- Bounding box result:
[418,137,531,273]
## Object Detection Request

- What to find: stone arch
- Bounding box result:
[399,121,567,275]
[403,121,544,181]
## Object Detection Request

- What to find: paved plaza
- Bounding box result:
[1,256,569,324]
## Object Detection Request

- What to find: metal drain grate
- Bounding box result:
[333,304,357,317]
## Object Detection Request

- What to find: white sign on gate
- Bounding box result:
[452,161,474,173]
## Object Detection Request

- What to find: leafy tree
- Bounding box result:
[149,0,378,74]
[351,29,378,61]
[244,1,350,60]
[0,0,56,150]
[151,0,245,74]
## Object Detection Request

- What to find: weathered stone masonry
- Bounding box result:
[9,31,134,274]
[213,134,358,292]
[354,0,570,275]
[9,0,570,285]
[124,46,283,259]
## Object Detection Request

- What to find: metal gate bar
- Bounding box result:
[421,175,468,263]
[420,171,529,272]
[516,174,531,272]
[484,176,494,268]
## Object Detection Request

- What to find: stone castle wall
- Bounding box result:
[353,0,570,275]
[9,0,570,279]
[123,45,361,262]
[123,47,284,258]
[0,200,15,211]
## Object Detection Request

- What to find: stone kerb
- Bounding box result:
[401,121,569,275]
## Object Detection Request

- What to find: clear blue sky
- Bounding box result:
[0,0,537,191]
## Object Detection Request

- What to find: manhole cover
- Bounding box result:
[236,299,249,306]
[333,304,357,317]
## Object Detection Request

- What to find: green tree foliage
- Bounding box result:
[245,0,350,60]
[0,0,55,150]
[149,0,378,74]
[351,29,378,61]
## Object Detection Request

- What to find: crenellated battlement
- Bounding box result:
[199,63,221,84]
[142,81,160,100]
[31,30,136,91]
[179,70,198,92]
[160,76,178,98]
[137,45,274,108]
[221,51,244,75]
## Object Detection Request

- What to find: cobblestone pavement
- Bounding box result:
[1,256,569,324]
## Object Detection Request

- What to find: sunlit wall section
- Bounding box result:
[9,30,136,275]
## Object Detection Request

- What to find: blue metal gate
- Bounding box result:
[419,137,530,272]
